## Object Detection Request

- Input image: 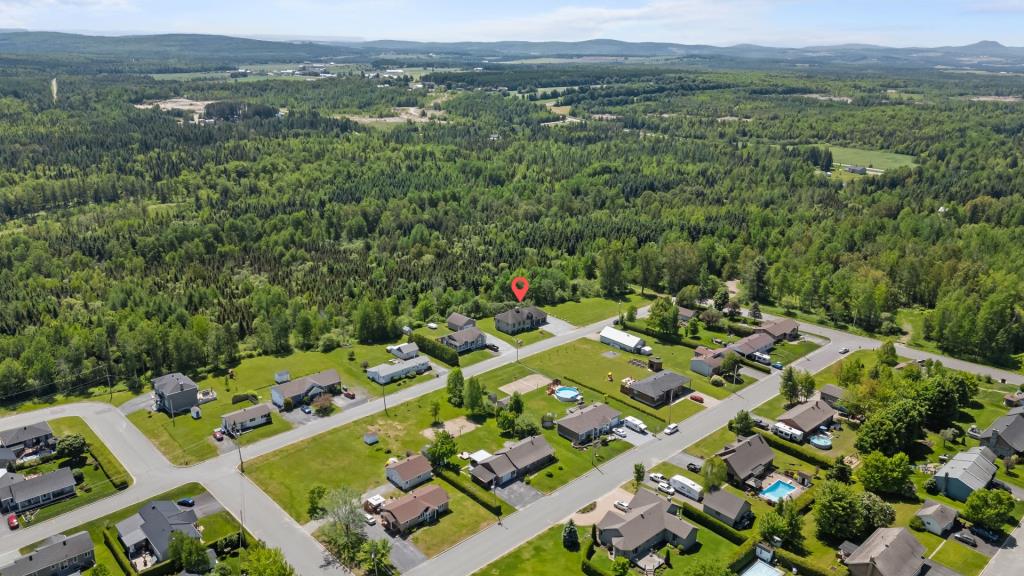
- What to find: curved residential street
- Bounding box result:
[1,308,1021,576]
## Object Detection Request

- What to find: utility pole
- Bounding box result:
[382,383,389,416]
[237,442,244,473]
[105,364,113,402]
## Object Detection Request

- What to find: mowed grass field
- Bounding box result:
[543,292,652,326]
[476,316,553,347]
[473,525,589,576]
[828,145,917,171]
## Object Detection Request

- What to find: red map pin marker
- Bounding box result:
[511,276,530,302]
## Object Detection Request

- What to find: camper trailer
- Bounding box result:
[772,422,804,442]
[670,475,704,501]
[623,416,648,434]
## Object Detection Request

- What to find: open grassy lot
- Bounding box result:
[197,510,240,542]
[930,540,991,576]
[473,524,588,576]
[522,339,706,427]
[18,417,134,526]
[410,477,497,557]
[770,340,822,366]
[476,316,553,347]
[686,426,741,460]
[828,145,917,171]
[543,293,651,326]
[0,384,137,416]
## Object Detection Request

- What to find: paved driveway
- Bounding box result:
[667,451,705,472]
[495,481,544,509]
[543,316,576,335]
[366,521,427,573]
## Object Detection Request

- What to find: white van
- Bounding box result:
[623,416,648,434]
[670,475,704,502]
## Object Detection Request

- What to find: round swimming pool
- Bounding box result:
[554,386,582,402]
[809,434,833,450]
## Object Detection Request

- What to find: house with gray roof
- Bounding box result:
[221,404,273,437]
[934,446,997,502]
[470,435,555,488]
[0,467,76,514]
[446,312,476,332]
[439,326,487,354]
[819,384,847,410]
[677,307,697,323]
[777,400,836,435]
[702,489,753,529]
[727,333,775,358]
[845,527,925,576]
[151,373,199,415]
[915,500,957,536]
[979,409,1024,459]
[390,342,420,360]
[0,446,15,470]
[367,356,431,385]
[596,489,697,570]
[555,403,622,445]
[116,500,200,562]
[717,434,774,488]
[621,371,690,408]
[0,531,94,576]
[270,368,340,409]
[0,421,55,456]
[755,319,800,342]
[494,306,548,335]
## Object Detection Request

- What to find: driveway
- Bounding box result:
[614,427,655,447]
[569,487,634,525]
[494,481,544,509]
[191,491,224,519]
[366,521,427,573]
[119,393,154,415]
[543,316,576,335]
[667,451,705,472]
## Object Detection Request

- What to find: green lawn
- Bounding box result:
[18,417,133,527]
[687,427,741,460]
[473,525,588,576]
[413,324,496,367]
[476,317,553,347]
[410,477,497,557]
[635,331,758,401]
[197,510,241,543]
[770,340,822,366]
[930,541,990,576]
[827,145,917,171]
[0,384,138,416]
[543,293,652,326]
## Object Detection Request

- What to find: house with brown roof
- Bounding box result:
[380,484,449,534]
[755,319,800,342]
[386,454,434,492]
[596,489,698,569]
[776,400,836,435]
[690,347,727,377]
[727,333,775,358]
[677,307,697,324]
[621,371,690,408]
[716,434,774,488]
[270,368,340,409]
[494,306,548,335]
[470,436,555,488]
[844,527,925,576]
[440,327,487,354]
[555,403,622,445]
[446,313,476,332]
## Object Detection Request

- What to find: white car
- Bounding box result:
[612,428,628,438]
[426,322,438,329]
[663,423,678,435]
[649,472,666,483]
[839,347,850,354]
[363,513,376,526]
[658,482,675,495]
[614,500,630,512]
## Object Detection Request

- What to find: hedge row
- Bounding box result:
[581,558,613,576]
[676,499,748,545]
[753,429,833,470]
[739,356,772,373]
[728,538,759,573]
[207,531,247,556]
[776,548,846,576]
[411,333,460,367]
[103,526,135,575]
[89,447,130,490]
[727,322,756,337]
[562,376,665,427]
[435,468,506,516]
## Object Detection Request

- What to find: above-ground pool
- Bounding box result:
[739,560,784,576]
[809,434,833,450]
[554,386,582,402]
[760,479,797,503]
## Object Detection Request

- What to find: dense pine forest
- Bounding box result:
[1,55,1023,404]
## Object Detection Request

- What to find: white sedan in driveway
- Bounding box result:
[612,428,627,438]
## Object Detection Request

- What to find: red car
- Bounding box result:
[343,390,356,400]
[7,514,18,530]
[690,394,704,404]
[212,429,224,441]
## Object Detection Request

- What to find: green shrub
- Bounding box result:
[104,526,135,575]
[435,468,506,515]
[754,429,832,470]
[727,538,758,573]
[677,500,747,545]
[909,516,925,532]
[411,333,460,366]
[581,558,613,576]
[776,548,843,576]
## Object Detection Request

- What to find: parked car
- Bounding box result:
[343,390,356,399]
[7,514,18,530]
[771,361,784,369]
[300,405,313,415]
[663,423,679,435]
[614,500,630,512]
[177,498,195,508]
[649,473,666,483]
[612,428,628,438]
[657,482,675,495]
[212,429,224,442]
[687,462,702,473]
[426,322,438,329]
[486,343,500,352]
[363,513,376,526]
[970,525,999,543]
[753,417,769,430]
[839,348,850,354]
[954,532,977,547]
[690,394,704,404]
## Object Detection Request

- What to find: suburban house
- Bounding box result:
[599,326,648,354]
[844,527,925,576]
[979,408,1024,458]
[717,435,774,488]
[0,468,77,514]
[470,435,555,488]
[776,400,836,436]
[494,306,548,335]
[0,447,15,469]
[446,312,476,332]
[116,500,200,563]
[934,446,998,502]
[915,500,957,536]
[620,371,690,408]
[677,307,697,324]
[0,531,94,576]
[0,421,55,456]
[270,368,340,409]
[727,333,775,358]
[702,490,754,529]
[1004,391,1024,407]
[555,403,622,445]
[754,319,800,342]
[596,489,698,570]
[152,373,200,415]
[367,356,431,385]
[386,454,433,492]
[847,166,868,175]
[390,342,420,360]
[690,347,727,377]
[819,384,847,410]
[380,484,450,535]
[439,326,487,354]
[221,404,273,437]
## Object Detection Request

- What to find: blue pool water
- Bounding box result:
[760,480,797,503]
[809,434,833,450]
[740,560,783,576]
[554,386,581,402]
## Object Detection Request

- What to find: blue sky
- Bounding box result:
[1,0,1022,46]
